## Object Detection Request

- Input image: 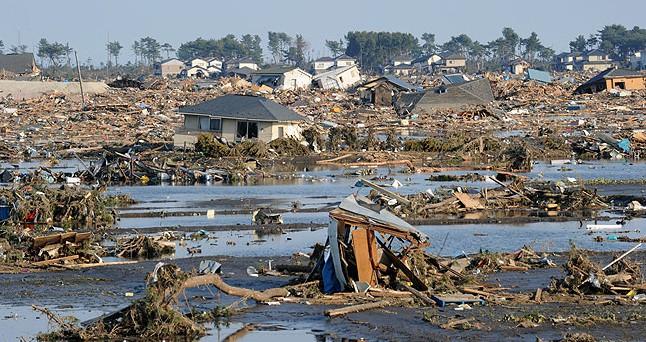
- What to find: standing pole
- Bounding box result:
[74,51,85,110]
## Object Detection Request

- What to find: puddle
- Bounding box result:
[204,322,347,342]
[0,304,110,341]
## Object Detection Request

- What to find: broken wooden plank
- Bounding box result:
[359,178,411,205]
[351,228,378,286]
[431,294,485,308]
[325,300,392,317]
[533,288,543,303]
[32,255,79,267]
[402,284,435,306]
[453,192,485,210]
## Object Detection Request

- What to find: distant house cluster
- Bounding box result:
[554,50,615,72]
[383,52,467,76]
[154,57,259,80]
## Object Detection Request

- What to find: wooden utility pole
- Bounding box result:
[74,51,85,110]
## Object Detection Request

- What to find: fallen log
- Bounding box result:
[176,274,289,302]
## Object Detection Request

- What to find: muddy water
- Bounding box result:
[3,160,646,339]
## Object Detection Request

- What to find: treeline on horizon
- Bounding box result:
[2,24,645,72]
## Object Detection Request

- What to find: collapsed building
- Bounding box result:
[396,78,494,114]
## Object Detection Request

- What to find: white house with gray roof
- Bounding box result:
[174,94,308,147]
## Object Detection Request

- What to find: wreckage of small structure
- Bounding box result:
[396,78,494,114]
[323,194,430,293]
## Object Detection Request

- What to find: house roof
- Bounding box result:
[312,65,358,80]
[225,67,254,77]
[316,56,335,62]
[361,75,421,92]
[335,54,355,61]
[398,78,493,112]
[526,69,553,83]
[0,53,37,74]
[442,73,469,85]
[440,52,466,60]
[178,95,308,122]
[187,66,208,71]
[160,58,184,65]
[584,49,607,57]
[207,57,222,62]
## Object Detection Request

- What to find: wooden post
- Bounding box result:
[74,51,86,110]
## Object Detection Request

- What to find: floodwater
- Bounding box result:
[0,305,107,341]
[2,159,646,339]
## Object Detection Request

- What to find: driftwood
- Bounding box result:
[175,274,289,302]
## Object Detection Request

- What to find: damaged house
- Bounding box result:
[433,53,467,73]
[313,56,336,74]
[153,58,185,78]
[312,65,361,90]
[251,65,313,91]
[397,78,494,114]
[322,194,430,293]
[574,67,646,94]
[0,53,40,77]
[358,75,422,107]
[173,94,308,147]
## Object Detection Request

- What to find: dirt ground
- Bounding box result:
[1,251,643,341]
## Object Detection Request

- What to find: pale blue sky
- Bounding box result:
[2,0,645,65]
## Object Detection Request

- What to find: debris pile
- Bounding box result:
[117,235,176,259]
[549,245,644,295]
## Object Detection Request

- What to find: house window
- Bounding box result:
[236,121,259,139]
[209,118,222,131]
[278,126,284,138]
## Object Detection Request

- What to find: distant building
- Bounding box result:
[392,55,413,66]
[554,52,583,71]
[574,68,646,94]
[312,65,362,90]
[334,54,356,67]
[174,94,308,147]
[433,53,467,73]
[251,65,312,91]
[207,57,223,70]
[629,51,644,70]
[153,58,185,78]
[314,57,335,74]
[507,58,531,75]
[581,49,614,72]
[384,63,416,76]
[225,58,259,71]
[397,78,494,114]
[412,54,443,74]
[0,53,40,76]
[190,58,209,69]
[182,66,209,79]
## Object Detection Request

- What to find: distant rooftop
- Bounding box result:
[179,94,308,122]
